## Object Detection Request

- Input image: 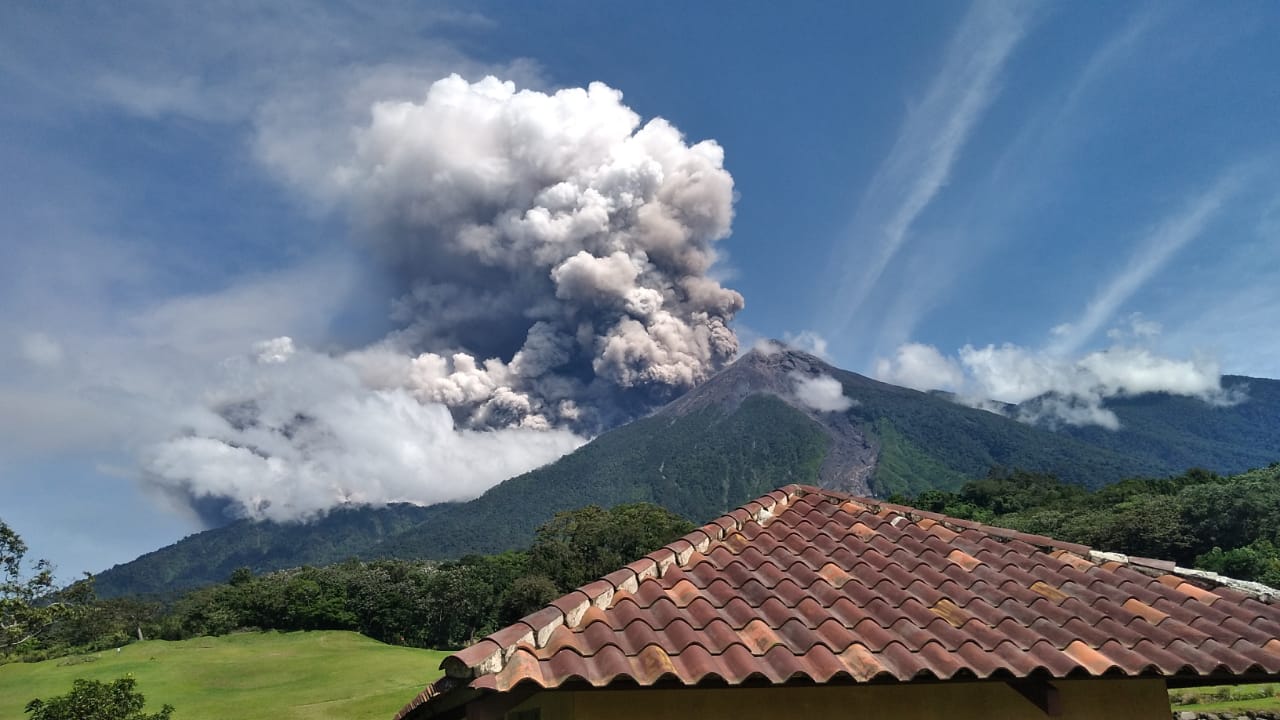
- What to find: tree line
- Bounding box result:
[4,503,693,662]
[9,462,1280,665]
[891,462,1280,585]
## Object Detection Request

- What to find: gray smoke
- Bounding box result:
[144,75,744,522]
[336,75,743,430]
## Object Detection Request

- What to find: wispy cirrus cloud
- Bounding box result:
[867,7,1161,357]
[872,161,1261,430]
[824,0,1035,347]
[1047,170,1245,356]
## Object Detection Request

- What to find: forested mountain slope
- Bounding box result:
[94,348,1280,597]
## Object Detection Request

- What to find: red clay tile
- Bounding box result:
[664,578,702,607]
[669,643,721,682]
[735,546,770,569]
[445,638,501,677]
[780,559,823,587]
[1062,639,1116,675]
[849,617,898,651]
[487,623,535,657]
[1121,594,1172,622]
[739,618,785,654]
[1180,580,1227,604]
[1119,613,1193,648]
[752,560,789,588]
[576,604,609,630]
[1252,617,1280,638]
[630,580,667,608]
[601,568,637,594]
[719,596,760,629]
[402,485,1280,720]
[1244,597,1280,625]
[757,596,798,629]
[838,642,887,681]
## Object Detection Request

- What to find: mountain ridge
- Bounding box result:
[92,347,1280,597]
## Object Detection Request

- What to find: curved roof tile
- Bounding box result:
[396,485,1280,719]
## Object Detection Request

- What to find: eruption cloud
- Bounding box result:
[145,75,744,522]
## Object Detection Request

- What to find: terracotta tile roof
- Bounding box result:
[396,485,1280,719]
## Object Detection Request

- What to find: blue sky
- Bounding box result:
[2,1,1279,578]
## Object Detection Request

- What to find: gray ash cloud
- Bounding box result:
[144,75,744,522]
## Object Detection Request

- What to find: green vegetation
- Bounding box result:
[95,394,826,597]
[1169,683,1280,714]
[0,631,445,720]
[866,419,967,498]
[15,504,692,662]
[25,676,172,720]
[1060,375,1280,475]
[371,394,829,563]
[3,519,92,655]
[898,463,1280,580]
[526,504,694,591]
[92,352,1280,599]
[92,504,445,600]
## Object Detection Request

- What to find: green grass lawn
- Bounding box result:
[0,631,447,720]
[1169,683,1280,714]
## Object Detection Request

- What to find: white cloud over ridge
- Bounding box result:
[791,372,855,413]
[875,317,1238,430]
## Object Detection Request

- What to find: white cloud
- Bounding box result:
[254,337,296,364]
[781,330,833,360]
[876,316,1237,429]
[873,342,965,393]
[791,372,854,413]
[1106,312,1161,342]
[19,332,64,367]
[0,256,357,461]
[143,343,585,522]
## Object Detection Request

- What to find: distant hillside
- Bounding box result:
[94,347,1280,597]
[94,503,448,599]
[1053,375,1280,474]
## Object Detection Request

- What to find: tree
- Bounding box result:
[25,677,173,720]
[2,518,89,654]
[528,503,695,591]
[499,574,559,625]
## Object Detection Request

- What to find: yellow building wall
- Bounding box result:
[504,678,1170,720]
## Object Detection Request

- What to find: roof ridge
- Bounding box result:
[804,485,1280,602]
[401,484,1280,720]
[789,484,1095,557]
[441,485,809,680]
[1088,550,1280,602]
[435,484,1280,685]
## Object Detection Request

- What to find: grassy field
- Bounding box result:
[0,631,447,720]
[1169,683,1280,714]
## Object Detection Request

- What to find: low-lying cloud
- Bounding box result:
[791,372,855,413]
[144,341,585,522]
[875,316,1238,429]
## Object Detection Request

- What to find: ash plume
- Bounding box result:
[144,75,744,522]
[337,75,743,430]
